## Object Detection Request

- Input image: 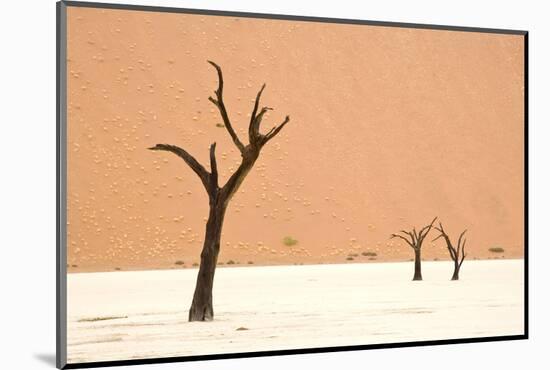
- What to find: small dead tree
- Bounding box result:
[149,61,290,321]
[433,223,467,280]
[390,217,437,281]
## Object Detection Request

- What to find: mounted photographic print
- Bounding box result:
[56,1,528,368]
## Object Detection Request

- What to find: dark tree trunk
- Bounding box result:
[451,262,460,281]
[413,248,422,281]
[188,199,227,321]
[187,152,258,322]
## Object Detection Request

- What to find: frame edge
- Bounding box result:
[62,0,527,36]
[56,2,529,368]
[57,1,68,369]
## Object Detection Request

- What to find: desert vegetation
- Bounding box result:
[282,236,298,247]
[361,251,377,257]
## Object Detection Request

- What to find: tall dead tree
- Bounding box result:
[149,61,290,321]
[390,217,437,281]
[433,223,467,280]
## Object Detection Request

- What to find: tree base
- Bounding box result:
[189,304,214,322]
[451,268,460,281]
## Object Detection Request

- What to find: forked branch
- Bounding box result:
[390,217,437,251]
[433,222,467,266]
[148,144,212,190]
[207,60,291,152]
[262,115,291,145]
[248,84,290,147]
[209,143,219,191]
[390,232,414,248]
[249,84,269,143]
[151,61,291,203]
[207,60,246,153]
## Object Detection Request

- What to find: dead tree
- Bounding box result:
[433,223,467,280]
[390,217,437,281]
[149,61,290,321]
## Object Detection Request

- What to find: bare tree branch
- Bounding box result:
[252,107,273,140]
[390,233,414,248]
[459,238,467,267]
[419,217,438,242]
[262,115,290,145]
[448,243,457,260]
[209,142,218,191]
[392,218,437,251]
[149,144,211,191]
[207,60,245,153]
[250,84,265,121]
[432,234,445,242]
[458,234,467,267]
[433,222,468,279]
[220,158,255,204]
[434,222,455,259]
[407,230,417,248]
[249,84,267,143]
[457,229,467,251]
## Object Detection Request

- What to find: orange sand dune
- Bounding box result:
[66,7,524,272]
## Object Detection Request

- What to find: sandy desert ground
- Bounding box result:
[65,7,524,272]
[67,259,524,364]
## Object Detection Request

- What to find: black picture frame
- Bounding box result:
[56,1,528,368]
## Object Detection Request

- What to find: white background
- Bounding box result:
[1,0,547,369]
